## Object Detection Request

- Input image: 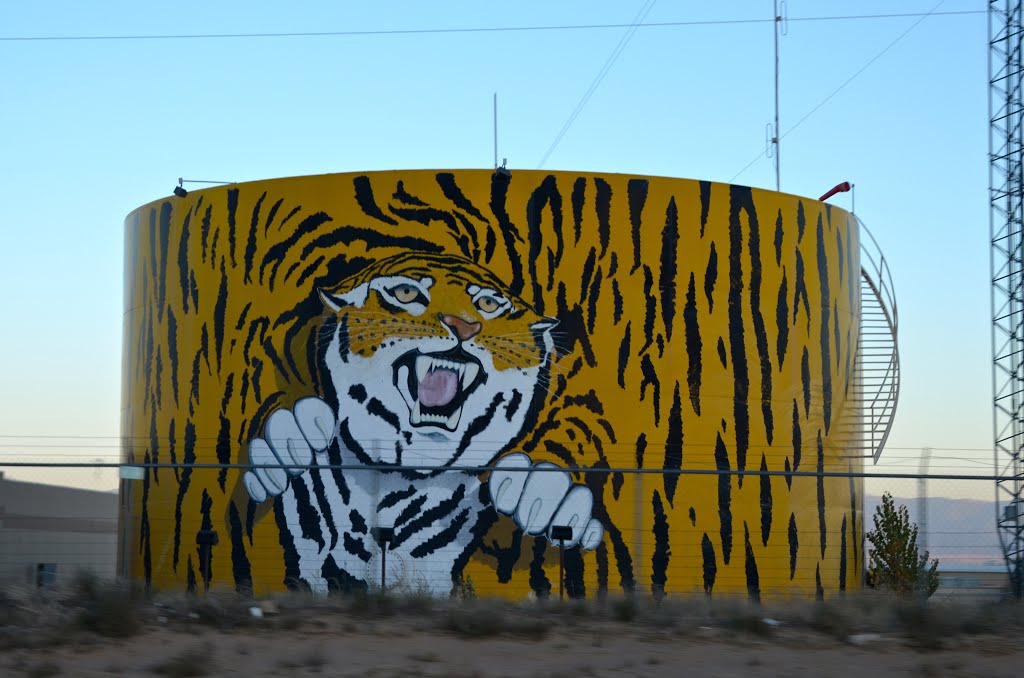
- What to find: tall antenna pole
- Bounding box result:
[773,0,782,192]
[493,92,498,170]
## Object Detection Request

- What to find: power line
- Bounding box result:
[730,1,947,184]
[538,0,657,169]
[0,10,983,43]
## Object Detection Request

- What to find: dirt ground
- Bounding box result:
[3,587,1024,677]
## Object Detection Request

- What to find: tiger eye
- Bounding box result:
[393,285,419,303]
[475,296,500,313]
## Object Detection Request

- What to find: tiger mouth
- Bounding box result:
[393,349,486,431]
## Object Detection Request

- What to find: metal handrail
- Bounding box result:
[857,216,900,463]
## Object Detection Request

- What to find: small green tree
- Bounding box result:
[866,492,939,596]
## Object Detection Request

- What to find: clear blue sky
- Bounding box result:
[0,1,990,491]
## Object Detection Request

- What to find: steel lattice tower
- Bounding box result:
[991,0,1024,598]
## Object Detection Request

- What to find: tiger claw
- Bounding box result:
[488,453,603,551]
[243,398,337,503]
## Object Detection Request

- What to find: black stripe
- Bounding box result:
[349,510,367,535]
[640,265,656,355]
[717,337,727,368]
[141,452,152,586]
[617,322,631,389]
[391,485,467,548]
[451,393,506,464]
[168,419,178,483]
[627,178,648,272]
[264,198,283,234]
[353,175,398,225]
[594,177,611,260]
[596,542,608,594]
[586,267,602,334]
[216,414,231,491]
[321,554,366,593]
[436,172,487,222]
[177,210,192,314]
[747,198,774,444]
[651,490,670,597]
[684,273,702,415]
[715,432,733,565]
[393,180,427,206]
[564,546,586,599]
[409,508,470,558]
[797,200,806,242]
[393,494,429,528]
[635,433,647,469]
[324,438,351,505]
[744,523,760,602]
[760,454,773,546]
[834,301,841,370]
[579,248,596,306]
[816,215,833,432]
[228,500,252,593]
[291,476,325,551]
[258,212,333,287]
[214,263,228,371]
[188,269,199,311]
[490,171,525,296]
[343,533,372,562]
[200,204,212,263]
[662,384,683,505]
[728,186,752,481]
[784,456,792,489]
[817,430,826,559]
[612,279,623,325]
[243,192,265,283]
[698,180,712,237]
[776,270,789,367]
[659,197,679,342]
[274,495,302,589]
[839,514,848,592]
[571,177,586,244]
[801,348,811,416]
[505,389,523,422]
[788,513,798,580]
[150,385,160,484]
[701,533,717,593]
[157,202,171,322]
[794,249,810,327]
[197,490,215,604]
[172,421,196,571]
[226,188,239,267]
[529,536,552,598]
[366,397,401,433]
[815,564,824,601]
[378,484,416,510]
[704,242,718,316]
[310,470,339,549]
[774,209,784,265]
[638,354,661,426]
[836,228,845,283]
[584,461,634,592]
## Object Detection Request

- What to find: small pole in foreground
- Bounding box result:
[550,525,573,601]
[371,526,395,593]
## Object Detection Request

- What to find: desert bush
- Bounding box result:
[152,643,212,677]
[76,581,143,638]
[866,493,939,597]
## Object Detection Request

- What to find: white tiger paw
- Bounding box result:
[242,397,337,503]
[488,453,604,550]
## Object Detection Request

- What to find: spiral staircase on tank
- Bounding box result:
[855,218,900,463]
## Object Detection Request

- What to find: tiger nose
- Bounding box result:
[439,314,482,342]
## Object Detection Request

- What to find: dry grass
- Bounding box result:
[2,575,1023,655]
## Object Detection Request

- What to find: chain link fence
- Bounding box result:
[0,462,1013,600]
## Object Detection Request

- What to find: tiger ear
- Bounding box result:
[530,317,558,333]
[318,282,370,311]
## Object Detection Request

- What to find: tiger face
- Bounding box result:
[318,253,557,470]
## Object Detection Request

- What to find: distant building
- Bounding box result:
[0,474,118,586]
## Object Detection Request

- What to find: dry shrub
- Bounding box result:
[151,643,212,678]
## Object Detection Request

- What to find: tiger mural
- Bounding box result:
[120,169,864,599]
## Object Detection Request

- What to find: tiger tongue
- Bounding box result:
[418,369,459,408]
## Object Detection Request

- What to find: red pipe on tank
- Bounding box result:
[819,181,851,202]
